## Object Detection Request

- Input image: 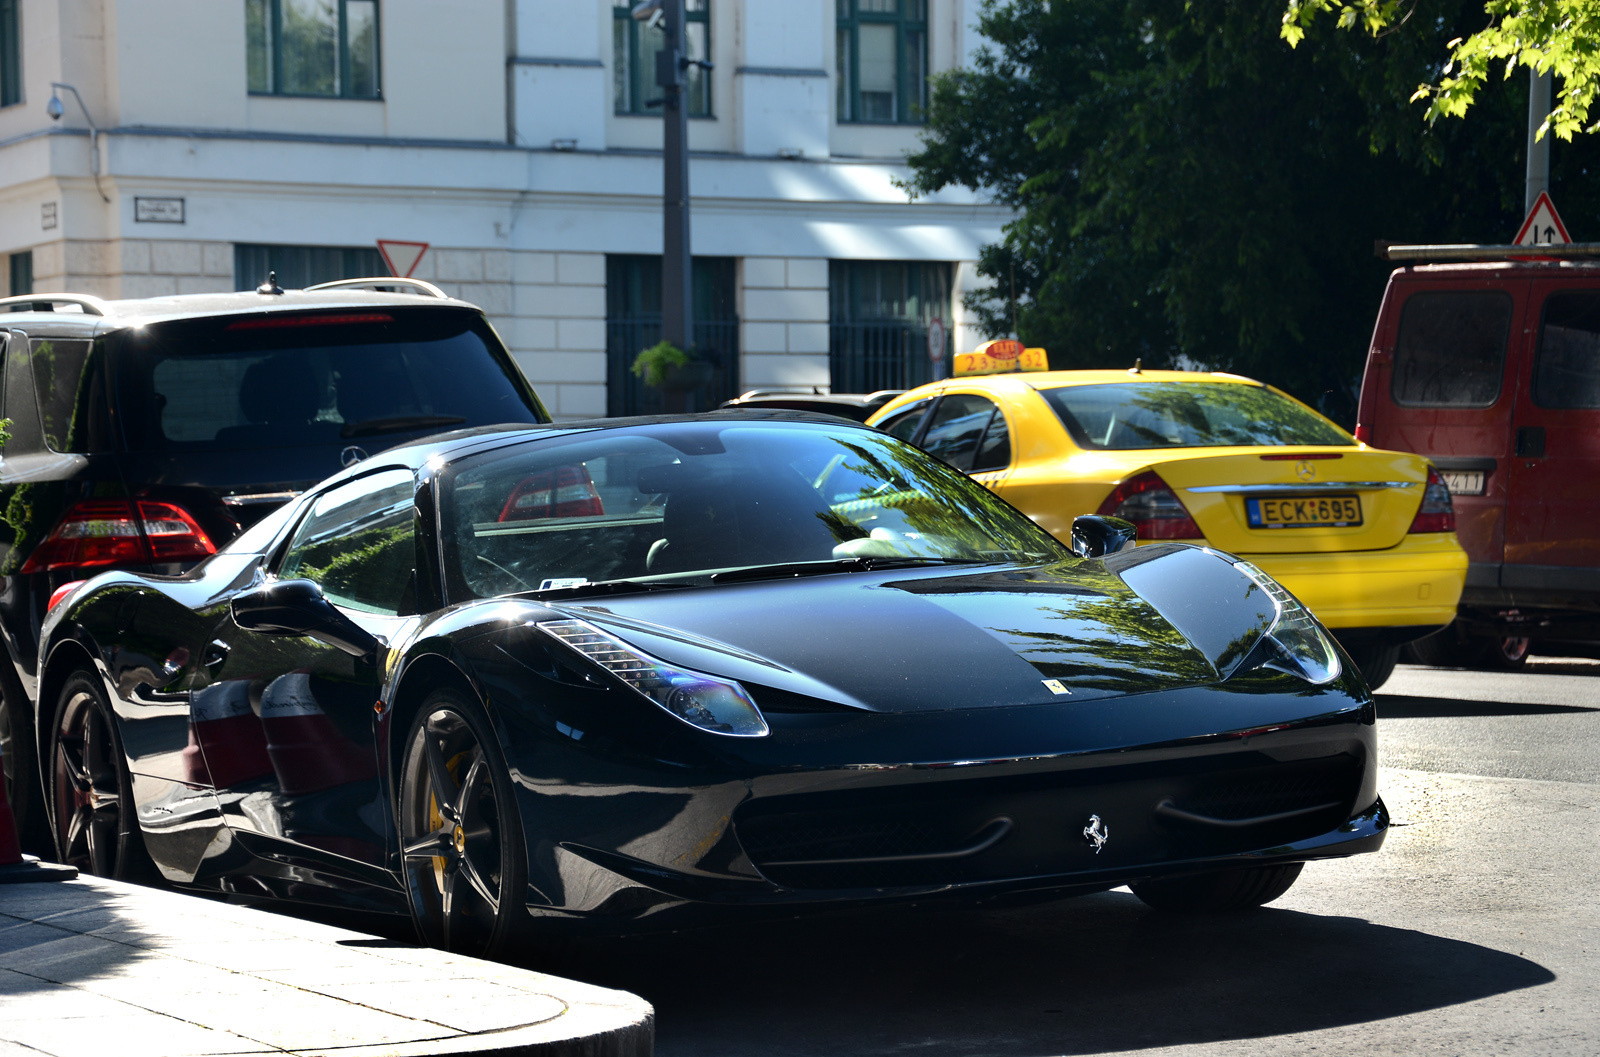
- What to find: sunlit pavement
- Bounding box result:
[520,658,1599,1057]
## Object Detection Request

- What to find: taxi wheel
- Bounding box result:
[1345,644,1399,691]
[1131,863,1304,913]
[397,689,527,959]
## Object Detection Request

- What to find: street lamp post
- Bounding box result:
[634,0,708,353]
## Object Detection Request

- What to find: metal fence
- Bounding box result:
[605,317,740,417]
[828,321,946,393]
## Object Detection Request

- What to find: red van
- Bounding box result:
[1355,254,1600,666]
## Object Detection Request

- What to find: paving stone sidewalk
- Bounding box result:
[0,876,652,1057]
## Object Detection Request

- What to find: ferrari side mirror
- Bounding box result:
[231,579,381,659]
[1069,515,1138,559]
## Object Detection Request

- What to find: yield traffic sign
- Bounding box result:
[1514,192,1571,246]
[377,240,429,278]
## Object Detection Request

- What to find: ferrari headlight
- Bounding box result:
[1232,562,1342,686]
[538,619,770,737]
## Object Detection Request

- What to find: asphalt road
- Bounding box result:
[529,657,1600,1057]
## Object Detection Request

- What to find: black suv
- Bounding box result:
[0,279,548,848]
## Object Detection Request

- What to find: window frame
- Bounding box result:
[247,0,382,101]
[1390,289,1513,410]
[612,0,712,119]
[0,0,20,109]
[835,0,928,126]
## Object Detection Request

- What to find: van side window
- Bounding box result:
[1535,291,1600,408]
[1392,292,1512,408]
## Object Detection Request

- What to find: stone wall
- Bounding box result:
[738,256,831,393]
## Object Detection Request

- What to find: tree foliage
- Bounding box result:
[904,0,1600,419]
[1284,0,1600,141]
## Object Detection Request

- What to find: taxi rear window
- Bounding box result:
[1039,382,1352,450]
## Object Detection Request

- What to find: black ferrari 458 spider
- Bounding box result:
[37,413,1385,956]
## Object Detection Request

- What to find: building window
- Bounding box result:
[0,0,19,108]
[8,251,31,297]
[606,255,737,416]
[247,0,380,99]
[613,0,711,118]
[836,0,926,124]
[829,260,951,392]
[234,244,386,291]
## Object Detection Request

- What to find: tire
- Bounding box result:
[48,671,153,880]
[0,683,52,855]
[1344,643,1400,691]
[397,689,527,958]
[1131,862,1304,913]
[1405,628,1467,668]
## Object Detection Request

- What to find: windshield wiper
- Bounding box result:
[529,578,695,600]
[710,556,990,585]
[341,414,466,439]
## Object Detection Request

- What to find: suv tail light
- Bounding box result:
[1408,468,1456,534]
[498,467,605,522]
[1095,471,1203,540]
[21,500,217,574]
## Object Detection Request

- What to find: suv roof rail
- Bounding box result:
[0,293,109,316]
[1379,241,1600,263]
[304,276,449,298]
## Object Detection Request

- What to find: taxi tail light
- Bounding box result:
[21,499,217,574]
[1096,471,1202,540]
[497,466,605,522]
[1408,468,1456,534]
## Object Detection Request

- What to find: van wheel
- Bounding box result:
[1469,635,1531,669]
[1344,644,1399,691]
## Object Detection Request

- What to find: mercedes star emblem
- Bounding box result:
[340,445,369,468]
[1295,459,1316,481]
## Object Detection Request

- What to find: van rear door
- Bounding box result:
[1362,273,1530,586]
[1503,281,1600,594]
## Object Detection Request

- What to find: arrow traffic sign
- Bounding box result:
[376,240,429,278]
[1514,192,1571,246]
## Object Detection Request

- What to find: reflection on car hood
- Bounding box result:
[556,547,1256,712]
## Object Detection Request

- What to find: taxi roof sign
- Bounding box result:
[954,339,1049,377]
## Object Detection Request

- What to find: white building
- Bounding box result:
[0,1,1006,418]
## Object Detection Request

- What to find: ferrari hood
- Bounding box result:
[549,544,1276,713]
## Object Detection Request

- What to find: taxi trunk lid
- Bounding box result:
[1153,446,1429,554]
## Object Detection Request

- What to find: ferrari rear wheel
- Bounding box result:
[1130,862,1304,913]
[398,690,527,958]
[48,671,151,880]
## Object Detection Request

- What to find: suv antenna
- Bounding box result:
[256,271,284,295]
[1128,358,1142,375]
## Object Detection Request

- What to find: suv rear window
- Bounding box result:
[111,309,544,451]
[1039,381,1352,450]
[1392,291,1512,407]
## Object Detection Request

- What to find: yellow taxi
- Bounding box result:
[866,343,1467,689]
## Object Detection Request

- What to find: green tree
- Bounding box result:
[905,0,1600,419]
[1284,0,1600,141]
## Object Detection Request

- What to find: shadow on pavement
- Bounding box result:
[533,889,1553,1057]
[1377,693,1599,718]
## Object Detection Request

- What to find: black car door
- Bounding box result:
[189,468,419,889]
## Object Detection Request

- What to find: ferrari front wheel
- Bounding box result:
[48,671,150,880]
[1130,862,1304,913]
[398,690,527,958]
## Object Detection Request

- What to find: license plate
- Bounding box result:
[1439,470,1486,496]
[1247,495,1362,529]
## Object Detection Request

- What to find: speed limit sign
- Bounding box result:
[927,317,946,364]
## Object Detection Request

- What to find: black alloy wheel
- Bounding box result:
[398,690,527,958]
[49,671,147,879]
[1130,862,1304,913]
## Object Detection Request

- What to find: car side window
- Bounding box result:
[920,395,1003,473]
[278,469,418,616]
[1534,290,1600,408]
[972,403,1011,472]
[30,337,108,453]
[1392,291,1512,408]
[876,399,932,443]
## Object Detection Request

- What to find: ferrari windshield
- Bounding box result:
[441,421,1064,599]
[1040,382,1353,450]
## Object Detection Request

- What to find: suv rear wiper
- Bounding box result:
[342,414,466,438]
[710,556,990,585]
